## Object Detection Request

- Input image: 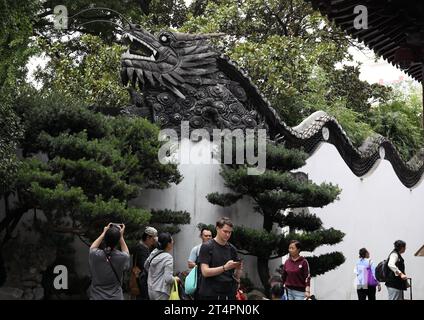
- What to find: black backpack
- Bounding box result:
[375,257,390,282]
[138,251,165,299]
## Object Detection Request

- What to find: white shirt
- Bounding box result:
[388,252,401,275]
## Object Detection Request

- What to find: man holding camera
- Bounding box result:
[198,217,242,300]
[88,223,130,300]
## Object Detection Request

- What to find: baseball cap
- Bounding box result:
[144,226,158,237]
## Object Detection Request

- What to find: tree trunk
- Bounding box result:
[140,0,151,16]
[257,214,273,296]
[0,250,6,286]
[0,203,29,248]
[257,257,271,296]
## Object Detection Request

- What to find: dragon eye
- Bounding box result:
[159,34,170,44]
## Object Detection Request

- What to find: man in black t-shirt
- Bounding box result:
[198,217,242,300]
[133,226,158,299]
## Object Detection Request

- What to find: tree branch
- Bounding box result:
[3,193,9,217]
[0,205,29,233]
[37,9,54,19]
[48,226,84,235]
[235,250,282,260]
[264,3,288,36]
[78,234,91,247]
[269,255,284,260]
[1,208,27,248]
[139,0,151,16]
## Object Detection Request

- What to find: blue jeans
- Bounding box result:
[286,288,305,300]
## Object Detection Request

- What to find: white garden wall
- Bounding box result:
[130,139,424,299]
[3,138,423,300]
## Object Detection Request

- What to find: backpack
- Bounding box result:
[138,251,165,299]
[185,245,201,295]
[184,265,198,295]
[375,259,389,282]
[129,252,141,297]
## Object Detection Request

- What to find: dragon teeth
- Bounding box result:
[123,33,157,60]
[122,51,156,61]
[120,68,129,85]
[136,69,144,81]
[127,67,135,80]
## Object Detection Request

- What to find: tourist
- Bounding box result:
[280,240,311,300]
[88,223,130,300]
[386,240,408,300]
[354,247,380,300]
[198,217,242,300]
[144,232,178,300]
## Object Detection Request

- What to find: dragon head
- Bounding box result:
[119,24,273,135]
[121,24,222,99]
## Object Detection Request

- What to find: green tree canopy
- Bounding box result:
[1,89,184,245]
[182,0,421,158]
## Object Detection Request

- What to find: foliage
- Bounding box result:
[369,83,423,160]
[183,0,422,159]
[2,90,184,247]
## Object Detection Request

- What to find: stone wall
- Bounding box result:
[0,235,56,300]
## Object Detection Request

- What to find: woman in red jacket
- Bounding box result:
[281,240,311,300]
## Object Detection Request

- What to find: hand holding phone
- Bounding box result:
[233,257,243,270]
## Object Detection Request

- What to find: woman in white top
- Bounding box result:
[144,232,179,300]
[354,248,380,300]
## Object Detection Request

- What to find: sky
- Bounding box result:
[27,43,419,91]
[349,46,419,87]
[181,0,421,89]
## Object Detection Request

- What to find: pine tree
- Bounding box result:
[0,0,192,292]
[1,88,188,257]
[205,139,345,293]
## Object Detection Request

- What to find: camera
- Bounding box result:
[110,223,123,229]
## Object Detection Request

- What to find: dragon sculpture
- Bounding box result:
[120,24,424,188]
